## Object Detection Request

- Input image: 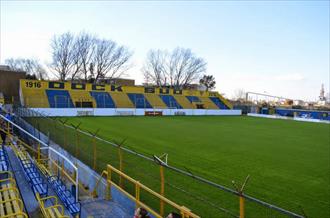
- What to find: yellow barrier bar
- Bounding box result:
[1,211,28,218]
[0,187,20,196]
[110,181,162,218]
[61,159,64,178]
[93,137,96,171]
[106,166,112,200]
[0,198,24,209]
[50,159,76,185]
[0,171,13,178]
[160,165,165,216]
[104,164,200,218]
[92,170,106,197]
[135,181,141,208]
[118,146,123,188]
[37,143,41,163]
[37,192,69,218]
[0,177,16,184]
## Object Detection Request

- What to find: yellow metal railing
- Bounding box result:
[36,193,70,218]
[0,172,28,218]
[93,164,200,218]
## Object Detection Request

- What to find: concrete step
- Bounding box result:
[81,198,131,218]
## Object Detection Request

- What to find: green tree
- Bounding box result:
[199,75,216,91]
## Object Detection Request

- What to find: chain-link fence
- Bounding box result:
[13,106,306,218]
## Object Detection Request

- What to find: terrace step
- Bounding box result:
[81,198,131,218]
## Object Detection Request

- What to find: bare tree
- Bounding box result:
[76,32,96,81]
[143,50,167,86]
[49,32,77,81]
[233,89,246,101]
[5,58,48,80]
[143,47,207,88]
[49,32,132,82]
[92,39,132,82]
[170,48,206,88]
[199,74,216,91]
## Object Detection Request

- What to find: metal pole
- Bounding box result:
[118,146,123,188]
[160,165,165,216]
[106,165,111,200]
[37,143,41,163]
[135,181,140,208]
[240,195,245,218]
[93,136,96,170]
[75,129,79,159]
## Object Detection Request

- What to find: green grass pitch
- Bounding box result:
[48,116,329,217]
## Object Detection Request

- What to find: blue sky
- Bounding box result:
[1,1,329,100]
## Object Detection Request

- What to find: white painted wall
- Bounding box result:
[29,108,242,117]
[247,113,330,124]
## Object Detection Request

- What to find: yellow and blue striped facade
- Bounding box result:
[20,79,232,109]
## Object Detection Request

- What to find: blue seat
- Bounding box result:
[209,97,229,109]
[159,95,182,109]
[186,96,201,103]
[90,92,116,108]
[48,176,81,216]
[46,90,74,108]
[127,93,152,108]
[0,146,8,172]
[17,153,48,197]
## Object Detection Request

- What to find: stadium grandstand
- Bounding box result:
[19,79,240,117]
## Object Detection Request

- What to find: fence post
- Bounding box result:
[116,139,126,188]
[61,159,65,178]
[240,195,245,218]
[70,122,81,181]
[59,119,68,149]
[76,129,79,158]
[37,142,41,163]
[232,175,250,218]
[154,153,168,216]
[118,145,123,187]
[106,165,112,200]
[93,136,96,170]
[91,129,100,171]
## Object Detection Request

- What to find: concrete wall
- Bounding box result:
[247,113,330,124]
[29,108,242,117]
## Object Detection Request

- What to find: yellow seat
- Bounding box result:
[173,95,195,109]
[22,89,49,108]
[70,90,96,108]
[199,97,219,109]
[144,93,167,109]
[109,92,134,108]
[37,194,69,218]
[0,171,27,218]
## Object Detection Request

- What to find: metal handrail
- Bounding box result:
[93,164,200,218]
[0,114,79,202]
